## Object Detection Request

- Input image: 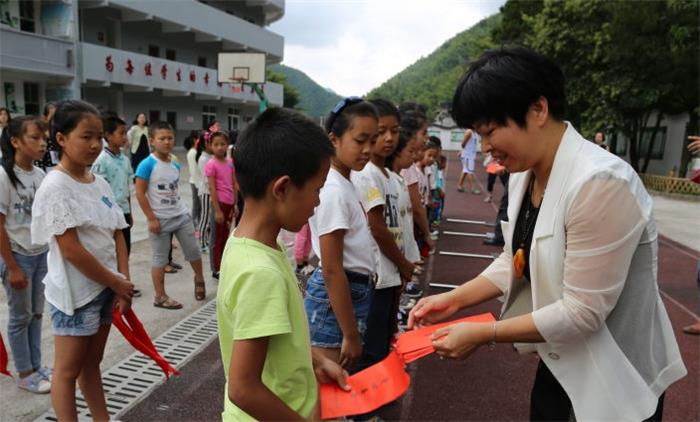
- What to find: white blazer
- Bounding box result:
[481,123,686,421]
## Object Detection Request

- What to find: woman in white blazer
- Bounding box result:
[408,47,686,421]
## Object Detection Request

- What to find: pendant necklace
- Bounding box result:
[513,178,542,279]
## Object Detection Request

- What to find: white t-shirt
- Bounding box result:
[309,167,376,275]
[31,171,128,315]
[391,171,420,263]
[0,165,48,255]
[135,154,188,219]
[352,162,403,289]
[197,152,212,194]
[401,163,429,205]
[187,148,202,187]
[462,133,479,159]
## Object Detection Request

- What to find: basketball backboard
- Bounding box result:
[217,52,266,84]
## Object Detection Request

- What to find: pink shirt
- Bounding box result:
[203,157,236,205]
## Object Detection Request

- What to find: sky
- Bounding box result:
[269,0,506,96]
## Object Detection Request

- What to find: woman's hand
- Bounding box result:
[408,291,460,329]
[688,135,700,154]
[112,277,135,301]
[115,296,132,314]
[431,322,490,360]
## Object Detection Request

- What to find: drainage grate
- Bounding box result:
[35,300,218,421]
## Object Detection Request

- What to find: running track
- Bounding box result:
[124,152,699,421]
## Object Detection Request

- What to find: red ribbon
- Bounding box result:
[112,308,180,379]
[0,332,11,377]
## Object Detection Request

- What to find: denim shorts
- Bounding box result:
[49,288,115,336]
[303,268,373,348]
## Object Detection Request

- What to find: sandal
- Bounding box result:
[195,280,206,301]
[169,261,183,270]
[153,295,183,310]
[164,265,178,274]
[682,322,700,335]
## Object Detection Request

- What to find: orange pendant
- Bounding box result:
[513,247,526,279]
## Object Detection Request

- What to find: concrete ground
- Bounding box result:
[1,150,698,421]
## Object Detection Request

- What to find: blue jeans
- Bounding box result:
[304,269,373,348]
[1,251,48,373]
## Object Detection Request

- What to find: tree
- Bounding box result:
[266,69,301,110]
[517,0,699,172]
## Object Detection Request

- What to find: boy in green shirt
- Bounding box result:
[217,108,349,421]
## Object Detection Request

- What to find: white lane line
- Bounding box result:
[446,218,492,226]
[660,290,700,321]
[439,251,495,260]
[443,231,489,238]
[659,236,700,260]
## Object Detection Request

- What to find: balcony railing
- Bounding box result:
[0,25,75,77]
[81,42,283,106]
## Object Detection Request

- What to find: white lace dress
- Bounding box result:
[31,171,128,315]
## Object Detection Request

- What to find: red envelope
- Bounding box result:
[0,332,10,377]
[112,308,180,379]
[486,163,506,174]
[320,351,410,419]
[394,313,496,359]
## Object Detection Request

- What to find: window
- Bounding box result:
[227,108,240,131]
[165,49,176,61]
[202,105,216,129]
[198,56,207,67]
[19,0,36,33]
[451,131,464,142]
[149,110,161,124]
[166,111,177,130]
[427,129,440,138]
[148,45,160,57]
[23,83,40,115]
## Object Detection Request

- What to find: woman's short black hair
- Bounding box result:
[235,108,334,199]
[452,46,567,129]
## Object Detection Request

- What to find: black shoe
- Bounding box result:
[212,271,220,280]
[483,238,505,246]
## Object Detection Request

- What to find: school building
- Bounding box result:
[0,0,285,141]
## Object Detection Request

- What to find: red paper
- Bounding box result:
[320,351,410,419]
[112,308,180,378]
[394,313,496,360]
[486,163,506,174]
[0,332,10,377]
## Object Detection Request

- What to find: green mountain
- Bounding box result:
[367,14,501,117]
[270,64,342,118]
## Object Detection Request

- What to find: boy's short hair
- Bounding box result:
[101,111,126,135]
[149,121,174,138]
[452,46,567,129]
[425,141,440,151]
[428,135,442,149]
[235,108,334,199]
[369,98,400,121]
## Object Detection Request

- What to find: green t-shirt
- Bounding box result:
[216,235,317,421]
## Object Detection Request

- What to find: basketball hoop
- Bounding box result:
[229,77,247,93]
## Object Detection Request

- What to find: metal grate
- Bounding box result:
[35,300,218,421]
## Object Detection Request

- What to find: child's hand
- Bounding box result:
[148,218,160,234]
[112,278,135,300]
[339,333,363,369]
[399,260,415,283]
[8,268,28,289]
[425,236,435,251]
[115,296,132,314]
[215,209,224,224]
[314,355,351,391]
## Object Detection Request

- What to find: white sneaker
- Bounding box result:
[37,366,53,382]
[17,372,51,394]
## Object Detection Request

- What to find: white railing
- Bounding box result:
[0,25,76,77]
